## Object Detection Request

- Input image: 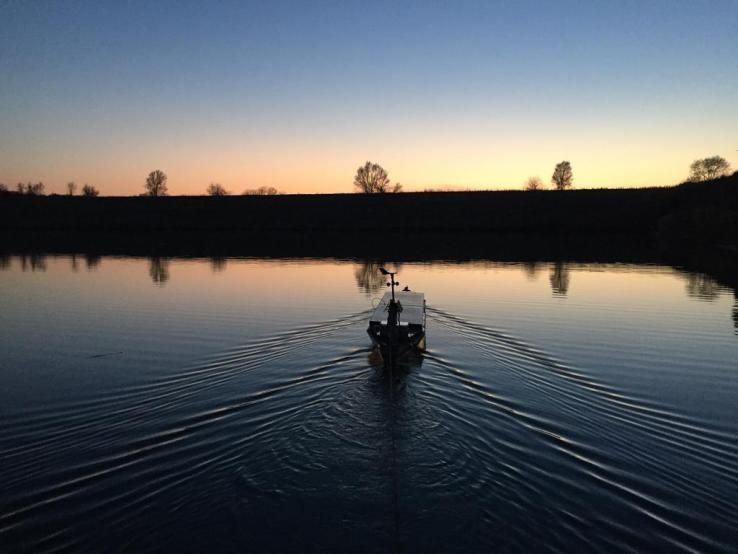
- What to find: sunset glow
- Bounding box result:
[1,1,736,195]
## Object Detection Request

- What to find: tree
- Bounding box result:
[17,182,45,195]
[243,186,279,195]
[81,184,99,197]
[525,176,544,191]
[67,182,76,195]
[207,183,229,196]
[0,183,7,194]
[551,162,573,190]
[353,161,402,193]
[145,170,168,196]
[688,156,731,182]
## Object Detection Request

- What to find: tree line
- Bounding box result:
[1,155,732,197]
[521,156,732,191]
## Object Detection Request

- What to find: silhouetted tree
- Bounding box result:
[81,184,99,197]
[207,183,229,196]
[145,170,168,196]
[149,257,170,285]
[688,156,731,182]
[242,186,279,195]
[0,183,8,194]
[549,262,570,295]
[525,176,543,191]
[17,182,45,195]
[70,254,78,272]
[67,182,76,195]
[551,162,573,190]
[0,255,10,270]
[354,161,402,193]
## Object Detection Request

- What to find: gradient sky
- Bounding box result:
[1,0,737,195]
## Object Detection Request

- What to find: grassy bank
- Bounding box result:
[2,175,736,243]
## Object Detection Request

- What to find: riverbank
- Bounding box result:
[2,174,736,243]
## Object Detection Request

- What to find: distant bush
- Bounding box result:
[207,183,229,196]
[81,184,99,197]
[525,176,544,191]
[67,182,76,195]
[243,186,280,195]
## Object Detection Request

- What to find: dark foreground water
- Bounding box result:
[1,255,736,553]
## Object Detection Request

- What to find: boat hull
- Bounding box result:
[367,323,426,359]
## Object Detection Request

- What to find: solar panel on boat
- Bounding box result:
[369,291,425,326]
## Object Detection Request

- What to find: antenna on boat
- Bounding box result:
[379,267,399,303]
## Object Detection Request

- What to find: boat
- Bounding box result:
[367,268,426,361]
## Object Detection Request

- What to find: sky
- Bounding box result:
[1,0,737,195]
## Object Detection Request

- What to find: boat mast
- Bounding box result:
[379,267,398,303]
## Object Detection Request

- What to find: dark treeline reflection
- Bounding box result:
[69,254,101,271]
[354,261,403,294]
[523,261,541,280]
[85,254,101,270]
[20,254,47,272]
[149,257,170,285]
[549,262,570,296]
[685,273,722,301]
[210,257,227,272]
[520,261,571,295]
[2,255,737,332]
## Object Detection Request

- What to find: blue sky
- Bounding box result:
[1,0,736,194]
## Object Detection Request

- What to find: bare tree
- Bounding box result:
[207,183,229,196]
[17,182,45,195]
[688,156,731,182]
[67,182,76,195]
[551,162,573,190]
[525,176,544,191]
[81,184,99,197]
[0,183,7,194]
[354,161,402,193]
[145,170,168,196]
[242,186,279,195]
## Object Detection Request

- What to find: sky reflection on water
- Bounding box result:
[0,255,736,553]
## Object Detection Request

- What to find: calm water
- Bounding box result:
[1,255,736,553]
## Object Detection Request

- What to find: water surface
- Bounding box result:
[1,255,736,552]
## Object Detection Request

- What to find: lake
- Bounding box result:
[1,254,736,553]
